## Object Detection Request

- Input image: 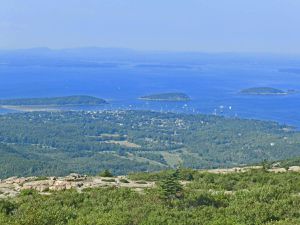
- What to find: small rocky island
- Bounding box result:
[139,92,191,102]
[240,87,296,95]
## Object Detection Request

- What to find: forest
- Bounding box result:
[0,110,300,178]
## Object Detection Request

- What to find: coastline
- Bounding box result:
[0,105,62,112]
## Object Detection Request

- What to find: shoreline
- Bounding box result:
[0,103,107,112]
[0,105,63,112]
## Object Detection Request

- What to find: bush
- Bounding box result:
[135,181,148,184]
[0,200,17,215]
[99,169,113,177]
[19,189,38,196]
[102,178,116,182]
[120,179,130,183]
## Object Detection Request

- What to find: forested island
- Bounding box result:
[240,87,296,95]
[0,95,107,106]
[139,92,191,101]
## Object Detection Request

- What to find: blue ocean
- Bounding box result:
[0,62,299,127]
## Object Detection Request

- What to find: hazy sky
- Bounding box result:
[1,0,300,53]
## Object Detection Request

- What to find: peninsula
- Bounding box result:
[0,95,107,112]
[0,95,107,106]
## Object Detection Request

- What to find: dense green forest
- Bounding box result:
[139,92,191,101]
[1,169,300,224]
[0,110,300,178]
[0,95,107,106]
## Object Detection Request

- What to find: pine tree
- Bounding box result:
[159,170,184,201]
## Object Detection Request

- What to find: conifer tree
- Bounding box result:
[159,170,183,201]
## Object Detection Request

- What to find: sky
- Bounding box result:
[1,0,300,53]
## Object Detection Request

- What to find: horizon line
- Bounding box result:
[1,46,300,57]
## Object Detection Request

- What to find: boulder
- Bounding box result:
[288,166,300,172]
[49,180,74,191]
[21,180,54,192]
[4,177,18,184]
[64,173,87,181]
[268,168,287,173]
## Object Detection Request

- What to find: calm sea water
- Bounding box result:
[0,63,299,127]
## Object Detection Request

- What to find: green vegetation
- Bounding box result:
[240,87,288,95]
[101,178,115,182]
[139,92,191,101]
[119,178,130,183]
[135,181,148,184]
[128,168,197,182]
[0,95,107,106]
[1,110,300,179]
[33,176,48,181]
[158,170,183,201]
[1,169,300,224]
[99,169,113,177]
[19,189,38,197]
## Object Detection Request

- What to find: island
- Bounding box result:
[240,87,296,95]
[0,95,107,111]
[139,92,191,102]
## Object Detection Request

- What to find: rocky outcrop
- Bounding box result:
[288,166,300,172]
[206,166,263,174]
[1,165,300,199]
[268,168,287,173]
[0,174,155,199]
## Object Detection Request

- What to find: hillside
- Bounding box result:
[1,168,300,224]
[0,110,300,179]
[139,92,191,101]
[0,95,107,106]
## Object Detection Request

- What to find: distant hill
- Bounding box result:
[139,93,191,101]
[0,95,107,106]
[240,87,296,95]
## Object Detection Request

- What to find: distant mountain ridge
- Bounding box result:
[1,47,300,67]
